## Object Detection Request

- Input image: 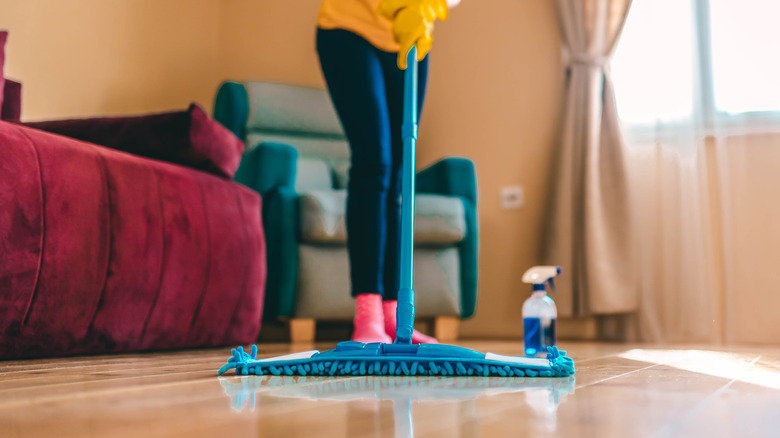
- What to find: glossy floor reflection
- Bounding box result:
[220,374,575,438]
[2,341,780,437]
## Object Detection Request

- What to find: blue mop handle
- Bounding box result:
[395,47,418,345]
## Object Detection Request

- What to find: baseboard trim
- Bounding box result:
[558,317,598,341]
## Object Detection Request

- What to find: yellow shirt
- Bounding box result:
[318,0,400,53]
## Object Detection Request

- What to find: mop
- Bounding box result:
[218,47,575,379]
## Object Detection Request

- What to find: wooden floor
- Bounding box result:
[2,341,780,438]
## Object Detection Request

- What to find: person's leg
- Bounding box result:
[378,51,438,343]
[316,28,392,343]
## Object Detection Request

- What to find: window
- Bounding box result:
[709,0,780,114]
[611,0,780,129]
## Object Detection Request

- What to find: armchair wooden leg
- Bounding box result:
[434,316,460,343]
[289,318,316,343]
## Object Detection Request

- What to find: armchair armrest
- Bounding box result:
[234,142,298,198]
[235,143,300,321]
[416,157,479,319]
[416,157,477,205]
[214,81,249,140]
[234,142,300,321]
[262,186,300,320]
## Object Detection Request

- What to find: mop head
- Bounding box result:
[218,342,574,378]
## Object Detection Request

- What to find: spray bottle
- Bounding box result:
[522,266,561,356]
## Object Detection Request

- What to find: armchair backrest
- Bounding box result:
[214,81,350,192]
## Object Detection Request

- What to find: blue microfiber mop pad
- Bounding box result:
[218,342,574,378]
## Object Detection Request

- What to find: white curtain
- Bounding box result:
[613,0,780,343]
[546,0,638,318]
[623,136,722,342]
[623,128,780,344]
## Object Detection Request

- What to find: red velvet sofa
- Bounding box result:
[0,31,267,359]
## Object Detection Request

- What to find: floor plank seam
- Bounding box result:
[651,355,762,438]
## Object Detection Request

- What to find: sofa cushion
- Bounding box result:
[296,245,461,319]
[296,157,333,192]
[244,82,344,136]
[246,131,350,189]
[24,103,244,179]
[300,190,466,245]
[242,82,352,190]
[1,79,21,122]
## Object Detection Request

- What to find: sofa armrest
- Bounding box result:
[416,157,477,205]
[214,81,249,140]
[456,200,478,318]
[263,186,300,320]
[234,142,298,197]
[234,142,299,322]
[416,157,478,319]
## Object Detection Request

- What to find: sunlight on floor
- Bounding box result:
[618,349,780,390]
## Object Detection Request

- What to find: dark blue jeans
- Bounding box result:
[316,28,429,300]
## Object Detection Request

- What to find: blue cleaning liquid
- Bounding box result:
[524,317,556,356]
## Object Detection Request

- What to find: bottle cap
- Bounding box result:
[522,266,562,293]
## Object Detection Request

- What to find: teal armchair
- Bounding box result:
[215,81,478,341]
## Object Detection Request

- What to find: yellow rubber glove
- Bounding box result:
[378,0,449,69]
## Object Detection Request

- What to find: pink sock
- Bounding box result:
[352,294,392,344]
[382,300,439,344]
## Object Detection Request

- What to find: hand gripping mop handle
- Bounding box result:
[395,47,419,345]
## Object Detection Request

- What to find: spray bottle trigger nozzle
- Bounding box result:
[548,278,557,294]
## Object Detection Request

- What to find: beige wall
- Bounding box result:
[218,0,324,88]
[720,134,780,345]
[0,0,221,120]
[1,0,565,339]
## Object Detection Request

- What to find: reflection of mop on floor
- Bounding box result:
[219,375,575,437]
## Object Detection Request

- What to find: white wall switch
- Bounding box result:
[500,185,524,210]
